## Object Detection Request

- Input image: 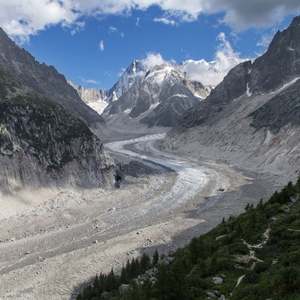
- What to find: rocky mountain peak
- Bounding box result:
[106,59,146,102]
[180,15,300,129]
[250,16,300,94]
[290,15,300,27]
[0,27,103,126]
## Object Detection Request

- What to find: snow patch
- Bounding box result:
[264,130,273,145]
[169,94,189,99]
[246,83,252,97]
[112,91,118,102]
[149,102,160,110]
[287,46,295,51]
[88,101,108,115]
[273,77,300,94]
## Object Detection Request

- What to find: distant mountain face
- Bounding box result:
[0,28,104,127]
[103,62,210,127]
[164,16,300,177]
[106,60,147,103]
[70,83,109,115]
[0,31,114,192]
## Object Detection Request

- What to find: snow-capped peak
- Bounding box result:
[143,63,182,86]
[107,59,147,101]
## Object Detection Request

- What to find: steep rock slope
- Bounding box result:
[0,28,103,127]
[0,63,113,193]
[163,16,300,177]
[106,60,146,103]
[182,16,300,128]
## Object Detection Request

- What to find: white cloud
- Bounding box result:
[141,53,166,69]
[1,1,300,40]
[99,40,105,51]
[181,32,245,86]
[257,31,275,50]
[0,0,76,40]
[153,17,177,26]
[109,26,118,33]
[136,17,140,27]
[70,21,85,36]
[108,25,125,38]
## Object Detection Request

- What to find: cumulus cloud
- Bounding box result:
[99,40,105,51]
[181,32,245,86]
[1,1,300,40]
[0,1,76,40]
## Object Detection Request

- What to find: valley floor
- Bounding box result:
[0,135,277,299]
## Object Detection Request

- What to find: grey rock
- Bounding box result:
[0,77,114,192]
[212,276,224,285]
[250,79,300,133]
[119,284,130,295]
[250,16,300,94]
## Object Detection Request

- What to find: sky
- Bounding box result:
[0,1,299,89]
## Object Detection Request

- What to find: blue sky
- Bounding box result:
[3,2,298,89]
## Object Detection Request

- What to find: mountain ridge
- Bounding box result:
[161,15,300,178]
[0,27,104,127]
[0,30,114,192]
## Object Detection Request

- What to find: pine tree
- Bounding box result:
[153,250,159,266]
[140,253,151,271]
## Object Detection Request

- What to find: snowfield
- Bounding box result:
[0,134,251,299]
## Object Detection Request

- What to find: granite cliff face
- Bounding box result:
[0,34,114,193]
[0,28,104,127]
[249,16,300,94]
[106,60,146,103]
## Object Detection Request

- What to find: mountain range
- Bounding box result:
[1,15,300,192]
[75,59,211,128]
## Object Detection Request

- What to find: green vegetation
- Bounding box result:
[77,179,300,300]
